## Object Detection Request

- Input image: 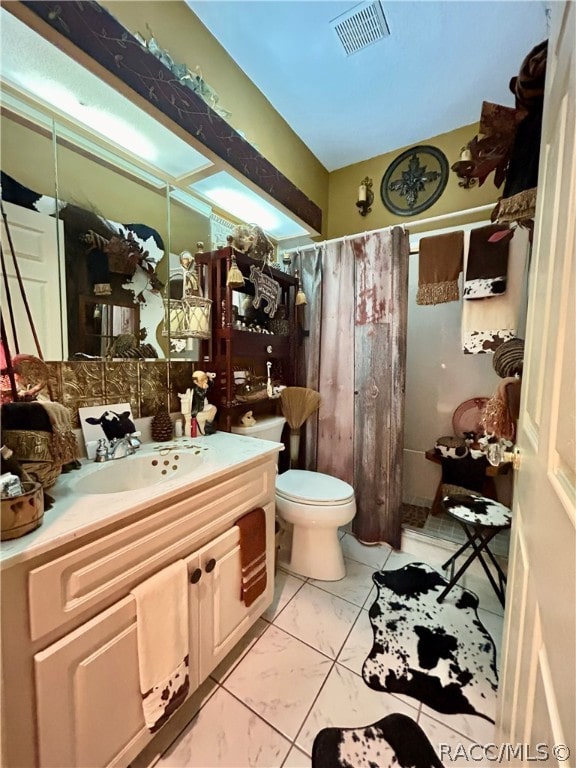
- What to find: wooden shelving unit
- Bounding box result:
[195,246,298,433]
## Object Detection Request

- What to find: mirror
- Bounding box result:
[1,103,213,362]
[0,6,214,364]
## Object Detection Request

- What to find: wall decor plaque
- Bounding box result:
[249,265,281,316]
[380,145,449,216]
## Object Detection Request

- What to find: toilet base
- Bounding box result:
[288,525,346,581]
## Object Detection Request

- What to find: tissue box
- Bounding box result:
[0,473,23,498]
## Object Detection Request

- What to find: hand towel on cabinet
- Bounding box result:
[130,560,190,733]
[236,507,267,607]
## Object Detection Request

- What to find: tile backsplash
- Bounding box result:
[45,360,196,428]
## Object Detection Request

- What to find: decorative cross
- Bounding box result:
[388,153,441,209]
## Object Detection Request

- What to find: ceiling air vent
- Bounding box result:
[330,1,390,56]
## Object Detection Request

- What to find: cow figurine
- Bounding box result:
[85,410,136,441]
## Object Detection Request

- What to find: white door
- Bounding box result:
[1,201,67,360]
[496,2,575,761]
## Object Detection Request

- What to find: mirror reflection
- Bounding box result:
[1,97,211,364]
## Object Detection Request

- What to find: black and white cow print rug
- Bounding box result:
[312,712,443,768]
[362,562,498,723]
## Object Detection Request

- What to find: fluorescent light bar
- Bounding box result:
[190,171,309,240]
[169,188,212,217]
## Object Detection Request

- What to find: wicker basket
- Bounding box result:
[1,481,44,540]
[163,296,212,340]
[1,430,64,490]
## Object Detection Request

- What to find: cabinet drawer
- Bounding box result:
[231,330,289,359]
[29,461,276,641]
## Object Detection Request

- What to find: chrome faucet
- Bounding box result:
[94,433,142,462]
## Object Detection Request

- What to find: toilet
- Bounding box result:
[231,415,356,581]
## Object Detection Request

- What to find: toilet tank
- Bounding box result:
[231,415,286,442]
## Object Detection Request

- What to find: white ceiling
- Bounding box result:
[186,0,550,171]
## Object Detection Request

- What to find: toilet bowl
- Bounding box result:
[231,416,356,581]
[275,470,356,581]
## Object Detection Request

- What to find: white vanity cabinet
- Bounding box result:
[1,444,278,768]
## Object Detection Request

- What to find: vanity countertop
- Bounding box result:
[0,432,282,569]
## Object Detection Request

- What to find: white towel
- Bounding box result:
[462,226,530,354]
[131,560,190,732]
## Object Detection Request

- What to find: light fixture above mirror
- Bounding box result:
[1,3,320,237]
[191,172,310,241]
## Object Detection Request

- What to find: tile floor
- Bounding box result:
[150,531,506,767]
[403,506,511,559]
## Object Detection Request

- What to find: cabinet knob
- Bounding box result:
[190,568,202,584]
[205,558,217,573]
[266,345,273,354]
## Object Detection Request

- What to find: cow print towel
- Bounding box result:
[363,562,498,723]
[312,712,443,768]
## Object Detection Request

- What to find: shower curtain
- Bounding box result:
[297,227,409,548]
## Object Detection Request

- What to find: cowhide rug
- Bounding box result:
[312,712,443,768]
[362,562,498,723]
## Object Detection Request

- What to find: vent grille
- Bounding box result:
[331,1,390,56]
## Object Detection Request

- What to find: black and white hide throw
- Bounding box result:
[362,562,498,723]
[312,712,443,768]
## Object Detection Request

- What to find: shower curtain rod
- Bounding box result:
[281,203,494,255]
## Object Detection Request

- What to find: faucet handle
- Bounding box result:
[127,431,142,450]
[95,438,109,462]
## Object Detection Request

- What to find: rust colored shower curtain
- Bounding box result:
[297,227,409,548]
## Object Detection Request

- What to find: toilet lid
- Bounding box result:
[276,470,355,505]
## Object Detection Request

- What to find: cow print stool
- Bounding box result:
[437,492,512,608]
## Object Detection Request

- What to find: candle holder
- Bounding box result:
[356,177,374,216]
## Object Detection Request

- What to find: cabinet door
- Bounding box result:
[35,596,145,768]
[34,583,201,767]
[197,517,273,680]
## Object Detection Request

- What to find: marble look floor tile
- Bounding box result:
[337,608,373,676]
[263,570,306,622]
[283,746,311,768]
[131,678,218,768]
[399,533,454,566]
[309,557,376,607]
[457,569,506,617]
[418,711,478,767]
[420,705,497,746]
[210,619,270,683]
[477,607,504,660]
[273,583,361,659]
[296,662,420,756]
[340,534,392,569]
[156,687,291,767]
[223,624,333,740]
[379,549,424,571]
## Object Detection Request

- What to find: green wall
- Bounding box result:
[326,123,502,240]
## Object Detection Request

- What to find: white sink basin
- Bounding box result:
[74,450,205,495]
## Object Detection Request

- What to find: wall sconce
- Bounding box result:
[356,177,374,216]
[451,146,477,189]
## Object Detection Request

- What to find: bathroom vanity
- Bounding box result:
[0,433,281,768]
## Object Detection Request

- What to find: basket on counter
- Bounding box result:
[1,429,65,490]
[1,481,44,540]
